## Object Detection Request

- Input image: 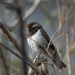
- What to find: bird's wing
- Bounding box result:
[40,28,50,42]
[40,28,55,50]
[40,28,66,69]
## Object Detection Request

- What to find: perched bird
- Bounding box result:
[25,21,66,69]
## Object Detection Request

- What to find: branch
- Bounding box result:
[52,24,75,45]
[0,20,22,54]
[41,57,49,75]
[0,48,10,75]
[0,42,42,75]
[25,0,41,18]
[66,0,72,75]
[56,0,63,75]
[28,54,42,75]
[0,20,32,62]
[0,20,42,75]
[70,15,75,52]
[4,0,41,28]
[17,5,27,75]
[0,42,22,60]
[50,4,74,41]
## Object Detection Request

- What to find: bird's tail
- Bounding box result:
[52,54,66,69]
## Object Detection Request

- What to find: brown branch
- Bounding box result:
[56,0,63,75]
[0,20,42,75]
[0,42,42,75]
[1,52,14,75]
[0,21,22,54]
[14,66,23,75]
[0,42,22,60]
[46,4,74,58]
[28,54,43,75]
[70,15,75,52]
[52,24,75,45]
[0,48,10,75]
[28,54,51,75]
[3,0,41,28]
[56,0,61,20]
[41,58,49,75]
[0,20,32,62]
[0,60,16,73]
[66,0,72,75]
[50,4,74,40]
[17,6,27,75]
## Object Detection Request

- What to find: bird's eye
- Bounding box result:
[39,46,42,48]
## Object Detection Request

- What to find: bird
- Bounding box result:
[25,21,66,69]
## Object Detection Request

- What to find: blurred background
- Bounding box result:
[0,0,75,75]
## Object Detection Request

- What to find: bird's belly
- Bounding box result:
[27,30,48,54]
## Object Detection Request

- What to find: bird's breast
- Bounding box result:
[27,30,48,53]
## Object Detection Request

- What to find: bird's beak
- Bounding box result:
[25,24,30,27]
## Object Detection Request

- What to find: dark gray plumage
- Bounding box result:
[26,21,66,69]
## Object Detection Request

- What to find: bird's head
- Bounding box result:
[25,21,43,36]
[25,21,42,30]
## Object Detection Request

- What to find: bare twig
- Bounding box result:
[25,0,41,18]
[0,20,22,54]
[50,4,74,41]
[43,46,52,59]
[1,52,14,75]
[14,66,23,75]
[0,42,42,75]
[66,0,72,75]
[0,42,22,60]
[3,0,41,28]
[70,15,75,52]
[0,20,42,75]
[43,46,56,75]
[49,24,75,64]
[28,55,42,75]
[0,61,16,72]
[41,58,49,75]
[0,48,10,75]
[0,20,32,62]
[52,24,75,44]
[17,5,27,75]
[52,64,56,75]
[56,0,63,75]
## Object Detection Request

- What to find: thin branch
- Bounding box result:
[25,0,41,18]
[0,52,21,75]
[52,64,56,75]
[28,55,42,75]
[14,66,23,75]
[17,5,27,75]
[0,42,42,75]
[56,0,63,75]
[0,20,42,75]
[66,1,72,75]
[52,24,75,44]
[3,0,41,28]
[44,24,75,64]
[41,58,49,75]
[70,15,75,52]
[56,0,61,20]
[50,4,74,41]
[0,49,10,75]
[0,20,22,54]
[2,52,14,75]
[0,20,31,63]
[0,42,22,60]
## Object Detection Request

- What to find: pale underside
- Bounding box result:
[27,30,48,54]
